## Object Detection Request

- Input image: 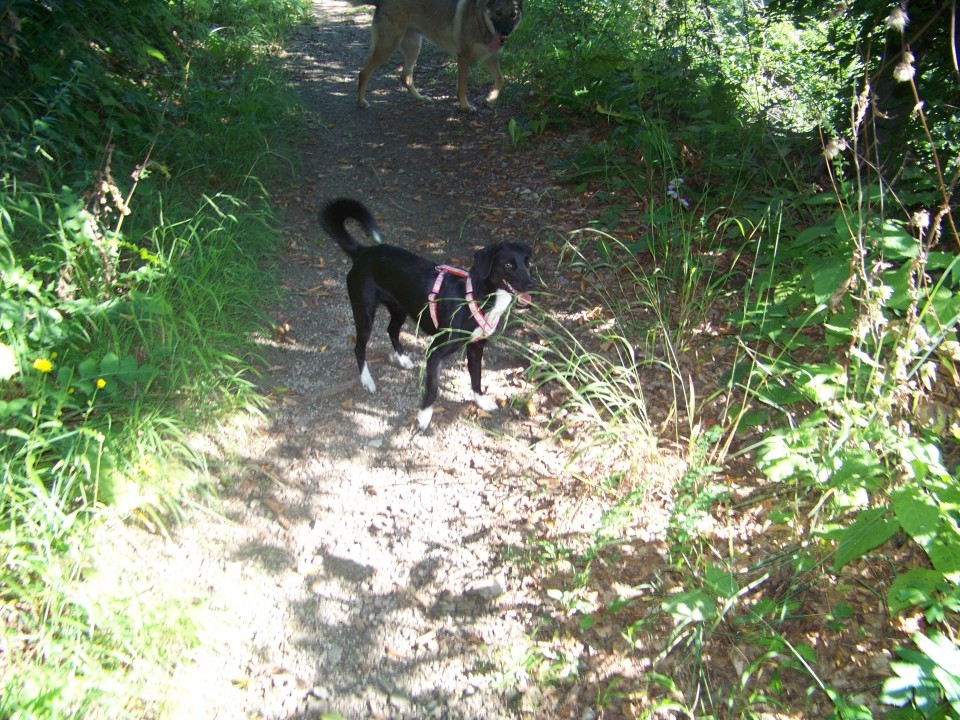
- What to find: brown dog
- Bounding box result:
[352,0,523,112]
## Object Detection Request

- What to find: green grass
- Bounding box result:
[0,0,309,716]
[511,0,960,716]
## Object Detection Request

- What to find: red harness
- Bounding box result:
[427,265,498,339]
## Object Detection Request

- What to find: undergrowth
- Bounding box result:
[0,0,308,716]
[513,0,959,717]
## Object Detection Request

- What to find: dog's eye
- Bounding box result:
[504,261,516,269]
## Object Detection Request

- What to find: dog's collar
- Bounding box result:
[428,265,498,340]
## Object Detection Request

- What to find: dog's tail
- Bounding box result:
[320,198,382,259]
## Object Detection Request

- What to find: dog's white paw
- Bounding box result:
[395,352,415,370]
[416,405,434,430]
[474,393,498,413]
[359,364,376,393]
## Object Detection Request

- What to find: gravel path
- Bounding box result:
[95,3,613,718]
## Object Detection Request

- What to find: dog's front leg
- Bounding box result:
[483,54,505,106]
[467,342,497,412]
[456,55,477,112]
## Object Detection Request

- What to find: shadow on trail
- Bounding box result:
[186,2,573,717]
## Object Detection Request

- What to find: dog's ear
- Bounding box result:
[473,246,498,279]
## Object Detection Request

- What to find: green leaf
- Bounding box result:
[811,264,850,305]
[794,643,817,663]
[78,356,98,381]
[881,264,914,311]
[794,222,834,248]
[0,398,29,419]
[100,352,120,378]
[875,220,919,260]
[145,47,167,63]
[891,486,941,545]
[887,567,945,615]
[830,448,886,492]
[914,632,960,679]
[928,536,960,578]
[704,563,739,599]
[830,601,854,620]
[662,589,715,625]
[832,507,900,572]
[796,361,846,404]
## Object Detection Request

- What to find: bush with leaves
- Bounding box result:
[1,0,308,716]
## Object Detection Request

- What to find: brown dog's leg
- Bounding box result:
[456,55,476,112]
[358,24,403,108]
[399,31,429,101]
[483,54,505,106]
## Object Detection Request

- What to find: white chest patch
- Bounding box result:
[471,289,513,342]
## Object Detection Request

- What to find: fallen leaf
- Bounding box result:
[262,497,285,515]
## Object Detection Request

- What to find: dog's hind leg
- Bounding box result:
[399,31,428,101]
[358,22,404,108]
[385,300,414,369]
[355,321,377,393]
[348,279,378,393]
[467,341,497,412]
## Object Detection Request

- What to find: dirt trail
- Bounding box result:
[94,2,617,718]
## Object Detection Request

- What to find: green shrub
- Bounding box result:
[1,0,308,715]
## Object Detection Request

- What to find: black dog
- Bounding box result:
[320,198,534,430]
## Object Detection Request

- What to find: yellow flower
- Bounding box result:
[33,358,53,373]
[96,378,106,389]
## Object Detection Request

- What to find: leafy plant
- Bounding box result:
[0,0,308,716]
[881,632,960,719]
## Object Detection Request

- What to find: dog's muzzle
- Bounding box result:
[504,280,532,307]
[486,33,508,53]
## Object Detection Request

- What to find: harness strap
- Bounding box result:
[427,265,498,340]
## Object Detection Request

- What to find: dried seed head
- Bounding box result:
[886,6,909,32]
[894,52,916,82]
[823,137,847,159]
